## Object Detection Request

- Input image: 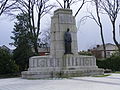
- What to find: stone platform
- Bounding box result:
[22,55,103,79]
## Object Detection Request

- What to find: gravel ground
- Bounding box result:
[0,73,120,90]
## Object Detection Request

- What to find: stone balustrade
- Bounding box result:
[28,55,98,72]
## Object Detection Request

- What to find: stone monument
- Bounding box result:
[22,9,104,79]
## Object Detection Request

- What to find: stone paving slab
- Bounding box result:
[0,73,120,90]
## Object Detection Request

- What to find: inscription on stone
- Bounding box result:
[56,59,60,67]
[59,14,73,24]
[40,60,46,67]
[85,59,89,66]
[50,59,54,67]
[75,58,78,66]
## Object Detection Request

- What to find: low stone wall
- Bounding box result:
[62,55,98,69]
[28,56,62,72]
[28,55,97,68]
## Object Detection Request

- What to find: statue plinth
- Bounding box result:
[22,9,104,79]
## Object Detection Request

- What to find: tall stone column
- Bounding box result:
[50,9,78,58]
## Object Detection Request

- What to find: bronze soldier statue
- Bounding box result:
[64,28,72,54]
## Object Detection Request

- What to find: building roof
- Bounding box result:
[0,45,13,54]
[91,43,118,51]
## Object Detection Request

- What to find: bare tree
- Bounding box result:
[93,0,106,58]
[56,0,78,9]
[74,0,85,17]
[78,0,107,58]
[0,0,17,16]
[99,0,120,52]
[56,0,86,17]
[15,0,54,54]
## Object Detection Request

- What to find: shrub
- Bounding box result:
[0,48,19,75]
[78,51,92,56]
[97,55,120,71]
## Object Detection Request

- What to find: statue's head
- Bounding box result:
[67,28,70,32]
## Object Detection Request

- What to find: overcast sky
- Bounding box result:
[0,0,120,51]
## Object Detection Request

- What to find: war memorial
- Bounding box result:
[22,8,104,79]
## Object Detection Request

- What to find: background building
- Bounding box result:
[89,43,118,59]
[0,45,13,54]
[32,43,50,56]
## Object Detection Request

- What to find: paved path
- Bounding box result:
[0,73,120,90]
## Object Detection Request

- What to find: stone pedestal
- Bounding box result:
[22,9,104,79]
[50,9,78,58]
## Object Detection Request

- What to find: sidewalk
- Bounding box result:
[0,73,120,90]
